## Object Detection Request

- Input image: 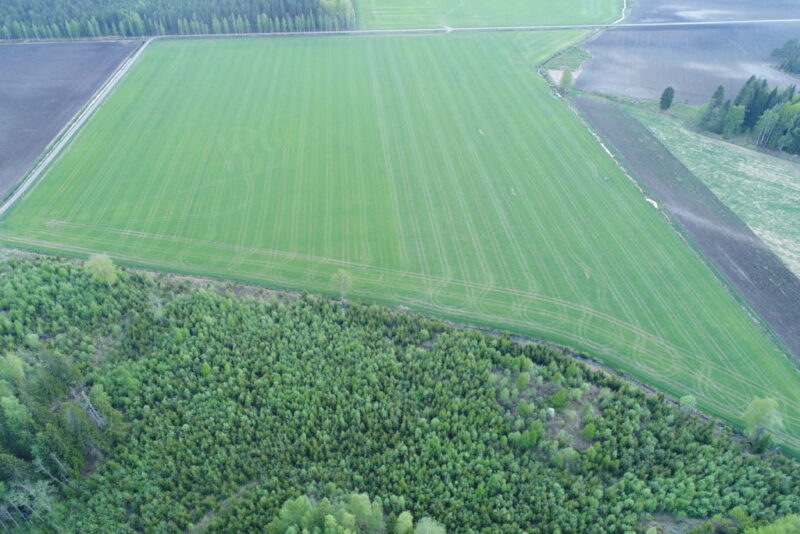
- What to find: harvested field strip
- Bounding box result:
[2,33,799,452]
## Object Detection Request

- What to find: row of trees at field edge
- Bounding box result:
[0,0,355,40]
[697,76,800,153]
[0,255,797,532]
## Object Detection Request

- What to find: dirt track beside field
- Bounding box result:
[573,96,800,360]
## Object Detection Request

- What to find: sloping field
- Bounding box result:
[356,0,620,29]
[631,106,800,278]
[2,34,799,451]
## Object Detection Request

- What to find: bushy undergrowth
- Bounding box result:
[0,256,797,532]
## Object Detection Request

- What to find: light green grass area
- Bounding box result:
[356,0,620,29]
[2,34,799,451]
[542,45,591,71]
[631,107,800,278]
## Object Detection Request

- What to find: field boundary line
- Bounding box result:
[0,38,154,219]
[573,97,800,364]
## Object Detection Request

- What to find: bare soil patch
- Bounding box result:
[0,40,139,197]
[576,0,800,103]
[573,96,800,361]
[625,0,800,24]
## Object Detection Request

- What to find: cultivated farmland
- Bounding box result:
[355,0,620,29]
[2,34,800,451]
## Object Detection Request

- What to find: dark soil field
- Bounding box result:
[0,41,139,197]
[574,96,800,360]
[626,0,800,23]
[576,0,800,103]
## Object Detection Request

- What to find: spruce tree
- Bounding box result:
[659,87,674,110]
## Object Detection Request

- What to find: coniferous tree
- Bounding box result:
[659,87,674,110]
[699,85,725,128]
[0,0,356,39]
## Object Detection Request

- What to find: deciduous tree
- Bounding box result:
[743,398,783,440]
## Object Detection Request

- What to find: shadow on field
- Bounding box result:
[573,96,800,361]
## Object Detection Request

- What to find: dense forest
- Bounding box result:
[697,77,800,154]
[0,0,355,40]
[0,254,798,532]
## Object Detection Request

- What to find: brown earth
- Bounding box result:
[0,40,139,198]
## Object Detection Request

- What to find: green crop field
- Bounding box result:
[356,0,621,29]
[2,33,799,451]
[630,106,800,278]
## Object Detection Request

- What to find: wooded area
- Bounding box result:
[698,76,800,154]
[0,255,797,532]
[0,0,355,39]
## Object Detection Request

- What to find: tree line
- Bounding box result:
[697,76,800,154]
[0,255,797,532]
[0,0,355,40]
